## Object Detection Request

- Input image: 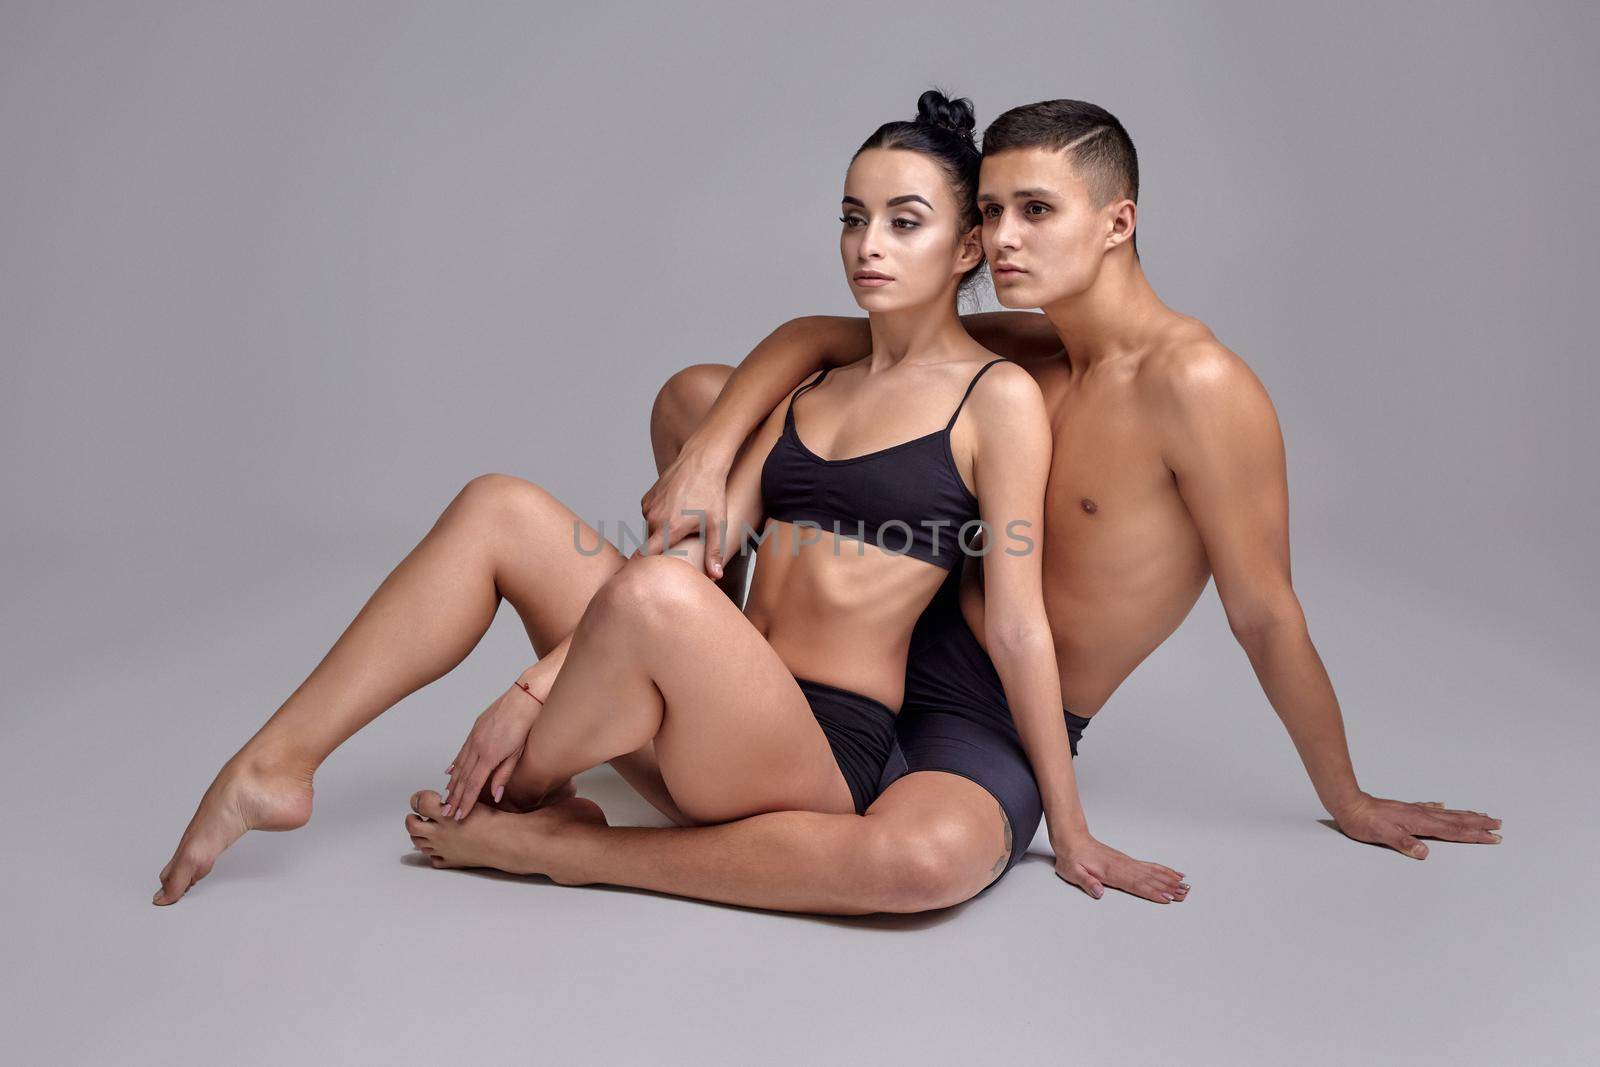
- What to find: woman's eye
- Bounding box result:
[982,205,1000,219]
[891,218,919,230]
[839,215,864,227]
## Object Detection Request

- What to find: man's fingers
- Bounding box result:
[1416,817,1503,844]
[1393,834,1428,860]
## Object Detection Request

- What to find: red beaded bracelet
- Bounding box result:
[515,680,544,703]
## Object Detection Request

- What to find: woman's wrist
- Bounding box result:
[515,665,553,703]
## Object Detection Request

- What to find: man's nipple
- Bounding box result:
[1080,498,1098,515]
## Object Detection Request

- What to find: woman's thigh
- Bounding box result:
[539,557,856,824]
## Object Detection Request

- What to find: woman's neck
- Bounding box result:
[863,297,969,371]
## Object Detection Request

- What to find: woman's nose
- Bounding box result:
[858,222,886,259]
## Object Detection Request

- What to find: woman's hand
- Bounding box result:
[639,446,731,579]
[440,676,547,821]
[1052,832,1190,904]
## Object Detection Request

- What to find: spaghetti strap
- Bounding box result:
[944,358,1008,432]
[785,367,830,425]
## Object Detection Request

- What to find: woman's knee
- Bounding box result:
[860,808,1004,913]
[650,364,733,460]
[588,554,708,628]
[451,472,568,532]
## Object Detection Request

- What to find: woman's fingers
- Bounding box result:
[442,754,473,818]
[456,761,494,821]
[488,757,517,805]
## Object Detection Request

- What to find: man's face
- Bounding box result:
[978,148,1115,309]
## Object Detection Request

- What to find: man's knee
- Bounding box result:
[861,807,1006,913]
[650,364,733,458]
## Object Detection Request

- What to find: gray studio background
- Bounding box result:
[2,1,1595,1063]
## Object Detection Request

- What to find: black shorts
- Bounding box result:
[796,677,898,815]
[875,574,1091,872]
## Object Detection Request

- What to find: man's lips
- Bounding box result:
[992,263,1028,277]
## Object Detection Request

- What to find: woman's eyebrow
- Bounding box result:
[840,194,934,209]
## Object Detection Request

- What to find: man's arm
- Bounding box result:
[958,311,1063,360]
[640,316,869,576]
[1159,342,1502,859]
[641,312,1062,577]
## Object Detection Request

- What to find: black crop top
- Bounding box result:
[758,359,1005,569]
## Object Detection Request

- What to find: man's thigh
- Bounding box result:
[862,769,1014,908]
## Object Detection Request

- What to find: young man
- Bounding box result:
[404,100,1500,912]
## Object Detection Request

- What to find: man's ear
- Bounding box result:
[956,224,984,273]
[1106,199,1137,250]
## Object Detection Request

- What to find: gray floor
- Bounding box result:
[3,527,1592,1065]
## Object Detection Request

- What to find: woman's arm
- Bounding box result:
[962,365,1084,836]
[641,317,870,575]
[966,364,1188,903]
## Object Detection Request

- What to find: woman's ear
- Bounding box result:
[956,224,984,273]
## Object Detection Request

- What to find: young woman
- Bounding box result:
[152,92,1117,906]
[405,91,1094,865]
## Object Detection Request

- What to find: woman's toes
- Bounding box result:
[410,790,445,818]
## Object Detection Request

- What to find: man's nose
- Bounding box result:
[990,214,1021,251]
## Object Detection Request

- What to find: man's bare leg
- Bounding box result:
[154,474,628,904]
[408,771,1010,915]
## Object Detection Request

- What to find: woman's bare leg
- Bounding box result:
[504,555,856,824]
[153,473,627,904]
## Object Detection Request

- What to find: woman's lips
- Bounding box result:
[854,275,893,287]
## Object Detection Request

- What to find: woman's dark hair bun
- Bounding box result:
[915,89,977,140]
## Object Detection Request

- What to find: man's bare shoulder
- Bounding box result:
[1137,315,1270,415]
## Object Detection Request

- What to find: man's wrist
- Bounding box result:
[677,426,738,471]
[1325,788,1370,822]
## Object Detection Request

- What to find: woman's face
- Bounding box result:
[839,148,981,313]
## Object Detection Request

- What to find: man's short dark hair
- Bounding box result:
[982,100,1140,246]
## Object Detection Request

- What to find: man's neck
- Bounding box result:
[1040,252,1172,371]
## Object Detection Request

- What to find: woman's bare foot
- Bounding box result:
[153,746,316,905]
[492,776,576,814]
[405,789,605,882]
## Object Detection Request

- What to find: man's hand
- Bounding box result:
[639,448,730,579]
[1053,832,1190,904]
[1332,793,1502,859]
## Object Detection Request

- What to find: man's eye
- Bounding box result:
[981,205,1000,219]
[1027,202,1050,216]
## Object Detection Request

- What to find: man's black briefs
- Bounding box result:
[875,572,1091,872]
